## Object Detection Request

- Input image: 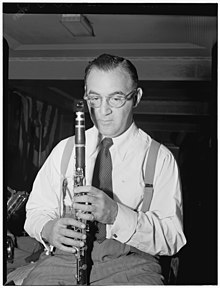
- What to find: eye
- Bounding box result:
[111,95,124,102]
[90,96,100,101]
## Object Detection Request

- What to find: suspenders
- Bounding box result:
[61,136,74,178]
[61,137,160,212]
[141,139,160,212]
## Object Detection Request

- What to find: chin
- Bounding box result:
[99,128,115,138]
[101,131,115,137]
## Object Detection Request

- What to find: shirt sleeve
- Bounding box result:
[107,146,186,256]
[24,141,65,249]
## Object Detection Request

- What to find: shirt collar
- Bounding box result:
[86,126,102,158]
[111,122,138,161]
[87,122,139,161]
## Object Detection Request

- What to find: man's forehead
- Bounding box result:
[88,66,131,78]
[86,67,133,89]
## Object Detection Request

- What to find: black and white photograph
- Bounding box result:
[3,2,217,285]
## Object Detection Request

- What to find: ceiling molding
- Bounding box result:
[8,56,211,80]
[4,33,21,50]
[9,56,211,62]
[11,42,205,51]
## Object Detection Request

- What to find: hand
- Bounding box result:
[72,185,118,225]
[41,217,87,253]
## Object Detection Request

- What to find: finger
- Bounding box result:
[73,185,91,194]
[61,217,86,229]
[56,241,83,254]
[72,195,89,204]
[74,185,99,194]
[76,211,95,221]
[73,194,96,204]
[72,202,94,213]
[57,244,76,254]
[61,227,87,240]
[59,236,85,248]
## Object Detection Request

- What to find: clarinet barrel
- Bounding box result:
[73,100,88,285]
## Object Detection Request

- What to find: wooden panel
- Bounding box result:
[136,120,204,132]
[135,100,210,116]
[9,57,211,81]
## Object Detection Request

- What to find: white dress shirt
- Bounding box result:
[24,123,186,256]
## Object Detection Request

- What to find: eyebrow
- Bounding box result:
[87,90,126,96]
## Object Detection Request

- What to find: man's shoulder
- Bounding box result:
[53,126,95,153]
[53,136,74,153]
[85,125,96,136]
[135,127,152,148]
[136,128,173,159]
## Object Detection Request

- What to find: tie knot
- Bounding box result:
[101,138,113,149]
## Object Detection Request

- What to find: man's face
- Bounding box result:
[85,67,135,138]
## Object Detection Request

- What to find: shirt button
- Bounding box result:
[113,234,117,238]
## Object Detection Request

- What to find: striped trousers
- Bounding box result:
[22,239,164,285]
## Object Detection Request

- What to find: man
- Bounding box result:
[23,54,186,285]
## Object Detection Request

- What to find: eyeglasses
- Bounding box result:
[84,89,137,108]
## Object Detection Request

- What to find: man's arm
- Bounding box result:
[24,144,62,248]
[24,139,90,253]
[107,146,186,256]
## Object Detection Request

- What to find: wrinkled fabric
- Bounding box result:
[23,239,164,286]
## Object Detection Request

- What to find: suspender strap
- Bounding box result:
[61,136,74,177]
[141,139,161,213]
[59,137,74,217]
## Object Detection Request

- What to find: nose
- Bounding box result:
[100,98,112,115]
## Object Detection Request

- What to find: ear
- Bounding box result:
[133,88,143,108]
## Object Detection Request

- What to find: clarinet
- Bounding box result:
[73,100,89,285]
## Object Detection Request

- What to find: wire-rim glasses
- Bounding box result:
[84,89,137,108]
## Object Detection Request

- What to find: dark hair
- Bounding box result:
[84,54,138,88]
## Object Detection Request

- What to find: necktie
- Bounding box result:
[92,137,113,242]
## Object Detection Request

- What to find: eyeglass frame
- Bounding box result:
[83,88,138,108]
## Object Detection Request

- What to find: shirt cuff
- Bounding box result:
[107,203,137,243]
[39,228,54,254]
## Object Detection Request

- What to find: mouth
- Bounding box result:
[99,119,112,124]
